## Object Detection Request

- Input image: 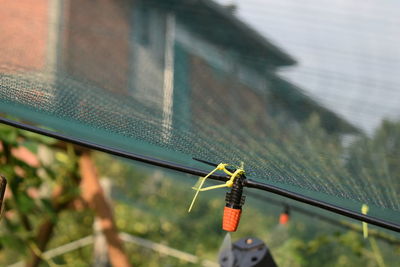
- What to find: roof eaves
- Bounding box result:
[197,0,297,67]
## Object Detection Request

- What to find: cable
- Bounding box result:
[0,116,399,233]
[245,179,400,233]
[0,117,228,182]
[247,192,400,245]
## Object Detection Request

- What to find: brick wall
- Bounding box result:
[0,0,48,72]
[63,0,132,95]
[189,54,268,136]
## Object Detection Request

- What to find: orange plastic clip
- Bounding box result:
[222,206,242,232]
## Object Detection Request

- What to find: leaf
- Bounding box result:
[0,165,15,179]
[0,234,26,251]
[0,127,18,145]
[16,192,36,213]
[52,256,67,265]
[21,140,38,154]
[55,152,69,164]
[19,131,57,145]
[40,198,58,222]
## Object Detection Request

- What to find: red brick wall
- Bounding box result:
[190,55,231,127]
[63,0,132,95]
[0,0,48,72]
[189,54,268,136]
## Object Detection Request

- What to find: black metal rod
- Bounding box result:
[0,116,399,233]
[248,192,400,245]
[245,179,400,233]
[0,117,228,182]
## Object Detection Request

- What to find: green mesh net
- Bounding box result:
[0,0,399,225]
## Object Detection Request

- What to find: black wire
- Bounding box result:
[0,116,399,233]
[0,117,229,182]
[247,192,400,245]
[245,179,400,233]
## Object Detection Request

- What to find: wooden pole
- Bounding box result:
[79,152,132,267]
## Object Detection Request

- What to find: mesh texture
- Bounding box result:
[0,0,399,222]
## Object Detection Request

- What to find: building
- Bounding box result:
[0,0,357,144]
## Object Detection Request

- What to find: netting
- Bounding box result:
[0,0,399,224]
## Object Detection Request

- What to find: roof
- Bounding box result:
[270,76,360,134]
[152,0,355,133]
[148,0,297,67]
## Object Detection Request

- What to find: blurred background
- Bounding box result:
[0,125,399,266]
[217,0,400,133]
[1,0,400,266]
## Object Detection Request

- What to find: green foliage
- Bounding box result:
[95,150,399,267]
[0,126,81,265]
[346,120,400,208]
[1,119,400,266]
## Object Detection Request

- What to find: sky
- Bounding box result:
[216,0,400,133]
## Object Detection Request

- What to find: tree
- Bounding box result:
[346,120,400,210]
[0,124,130,267]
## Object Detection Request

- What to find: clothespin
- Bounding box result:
[188,161,246,232]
